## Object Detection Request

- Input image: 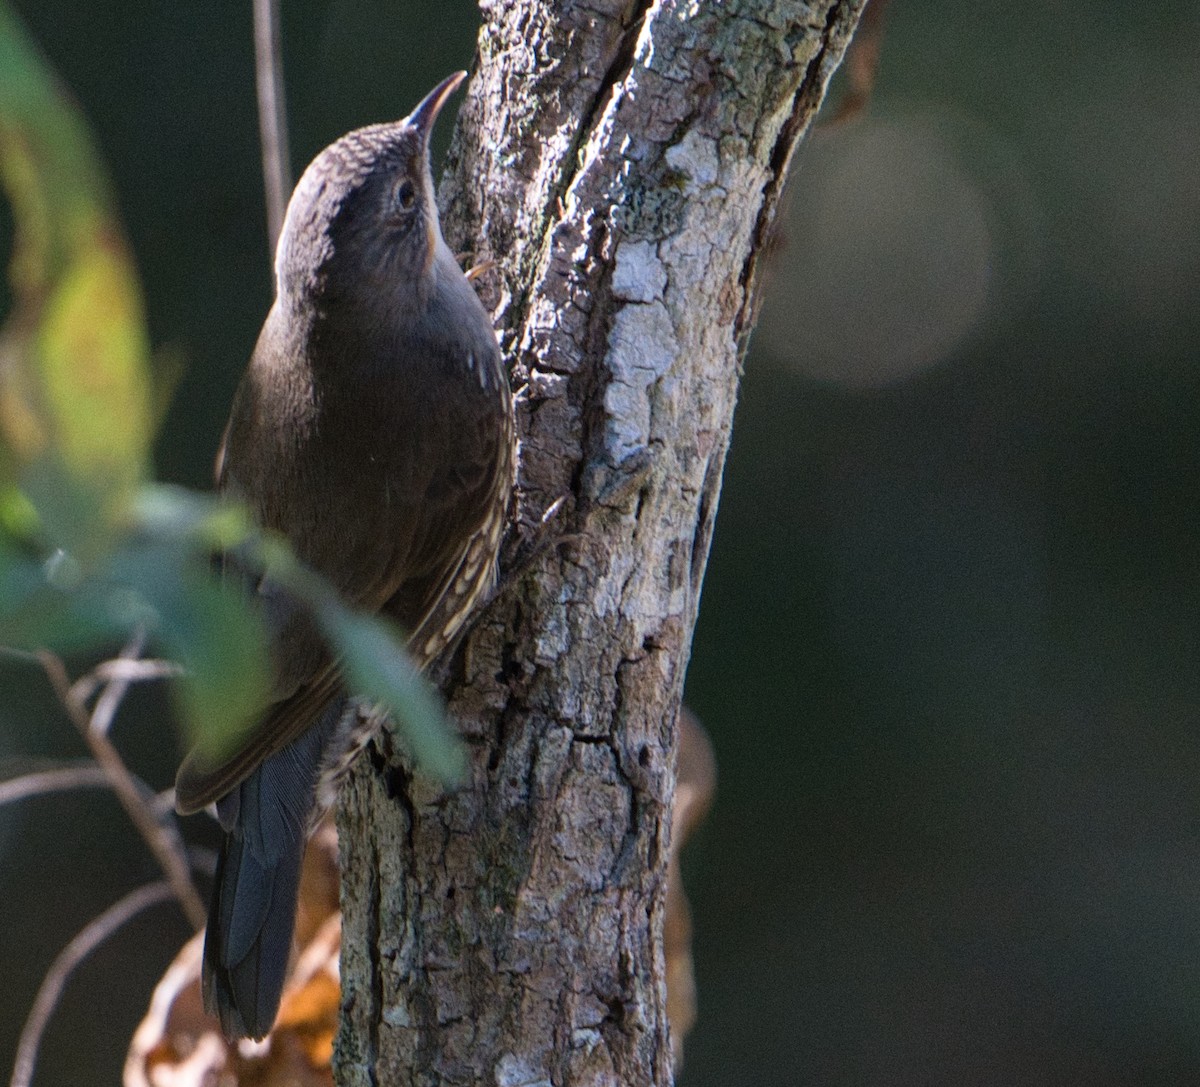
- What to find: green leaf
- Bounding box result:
[0,533,127,652]
[131,485,460,778]
[133,483,257,553]
[317,601,464,784]
[0,519,273,755]
[0,481,37,538]
[109,541,272,760]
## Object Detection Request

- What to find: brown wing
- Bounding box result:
[381,344,513,666]
[176,299,511,813]
[391,496,507,669]
[174,663,343,814]
[176,523,494,815]
[176,336,357,813]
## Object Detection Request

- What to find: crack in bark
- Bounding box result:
[364,846,382,1087]
[479,1,659,354]
[689,443,726,599]
[552,0,657,212]
[736,0,860,343]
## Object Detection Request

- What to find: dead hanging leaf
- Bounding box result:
[666,705,717,1072]
[821,0,891,128]
[124,819,341,1087]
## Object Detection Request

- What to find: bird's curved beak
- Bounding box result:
[407,71,468,150]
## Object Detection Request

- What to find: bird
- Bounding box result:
[172,71,514,1041]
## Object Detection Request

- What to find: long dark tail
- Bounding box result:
[202,698,345,1039]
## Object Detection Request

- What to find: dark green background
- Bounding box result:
[2,2,1199,1084]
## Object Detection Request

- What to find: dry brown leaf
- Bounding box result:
[666,706,717,1071]
[821,0,891,127]
[125,819,341,1087]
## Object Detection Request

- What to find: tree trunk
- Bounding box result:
[336,2,864,1084]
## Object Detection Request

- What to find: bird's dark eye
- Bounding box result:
[394,179,417,212]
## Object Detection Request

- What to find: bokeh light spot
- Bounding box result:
[758,111,995,388]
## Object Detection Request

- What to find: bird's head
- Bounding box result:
[273,71,466,317]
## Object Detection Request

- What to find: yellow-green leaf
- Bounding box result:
[0,0,152,557]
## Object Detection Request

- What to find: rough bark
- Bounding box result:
[336,3,864,1085]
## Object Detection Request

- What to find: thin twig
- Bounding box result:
[0,645,39,663]
[94,658,186,682]
[89,629,147,736]
[254,0,291,257]
[0,764,111,807]
[9,881,175,1087]
[0,763,220,874]
[820,0,889,127]
[153,786,181,821]
[188,844,220,879]
[0,757,178,830]
[67,658,184,709]
[37,651,207,930]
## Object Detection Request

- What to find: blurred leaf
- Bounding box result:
[316,601,463,783]
[0,531,131,651]
[0,500,273,758]
[17,454,118,559]
[109,539,272,758]
[132,484,460,780]
[0,479,37,536]
[0,0,152,559]
[134,483,257,554]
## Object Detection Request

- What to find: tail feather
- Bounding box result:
[204,829,304,1039]
[202,699,345,1039]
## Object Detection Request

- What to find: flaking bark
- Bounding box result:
[336,2,864,1084]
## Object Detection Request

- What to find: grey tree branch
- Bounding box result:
[0,763,111,806]
[9,882,175,1087]
[68,657,184,715]
[253,0,290,257]
[39,648,207,930]
[336,3,865,1084]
